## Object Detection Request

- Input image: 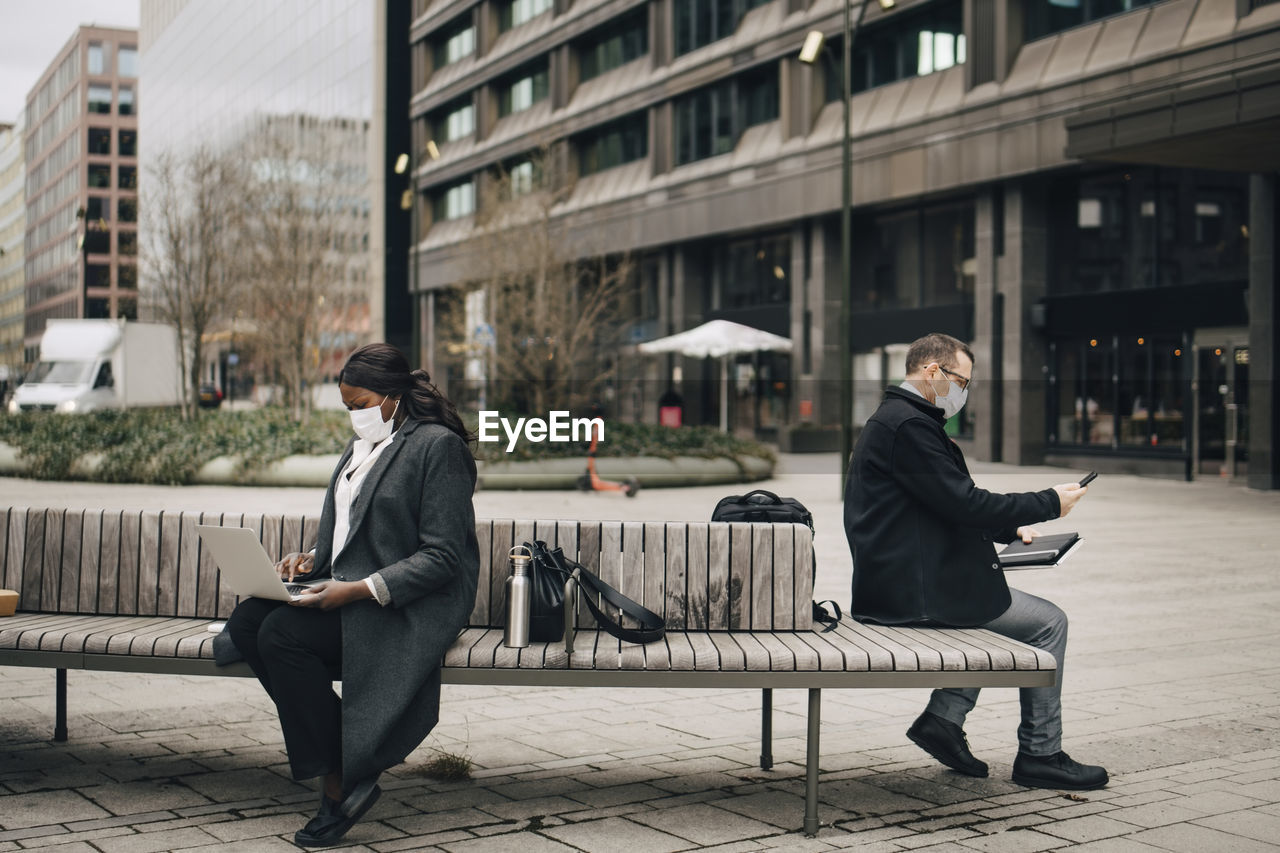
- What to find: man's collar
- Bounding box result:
[885,384,946,422]
[899,380,926,399]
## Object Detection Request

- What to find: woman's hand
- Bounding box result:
[276,552,315,582]
[289,580,372,611]
[1015,526,1041,544]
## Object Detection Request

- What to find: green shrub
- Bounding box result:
[0,409,773,485]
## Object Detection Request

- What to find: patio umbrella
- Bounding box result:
[637,319,792,431]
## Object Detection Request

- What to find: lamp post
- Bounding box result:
[800,0,877,494]
[397,141,439,371]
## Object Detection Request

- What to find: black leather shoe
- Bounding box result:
[339,776,381,819]
[1013,751,1109,791]
[294,785,382,848]
[906,712,989,777]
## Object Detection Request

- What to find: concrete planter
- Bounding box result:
[0,442,773,490]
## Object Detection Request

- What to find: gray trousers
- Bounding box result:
[925,588,1068,756]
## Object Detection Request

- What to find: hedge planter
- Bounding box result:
[0,443,773,490]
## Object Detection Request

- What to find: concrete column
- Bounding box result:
[819,216,843,428]
[999,180,1049,465]
[970,189,999,462]
[1248,173,1279,491]
[799,217,827,424]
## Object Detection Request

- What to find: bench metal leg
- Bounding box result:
[803,687,821,837]
[54,668,67,742]
[760,688,773,770]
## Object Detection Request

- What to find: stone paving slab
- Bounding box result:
[3,459,1280,850]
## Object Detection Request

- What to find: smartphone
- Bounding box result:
[1078,471,1098,487]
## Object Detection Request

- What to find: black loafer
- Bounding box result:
[1013,750,1109,791]
[294,785,381,848]
[907,711,989,777]
[339,776,381,819]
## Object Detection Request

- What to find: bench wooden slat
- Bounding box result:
[444,627,486,667]
[98,511,121,615]
[728,523,751,631]
[175,630,215,659]
[936,628,1001,671]
[58,510,83,613]
[40,615,104,651]
[137,511,162,616]
[639,637,669,671]
[751,524,773,631]
[37,509,59,611]
[59,615,161,653]
[954,627,1054,670]
[79,510,102,613]
[553,520,580,626]
[154,622,212,657]
[864,624,947,672]
[686,523,709,630]
[13,613,91,650]
[794,527,814,630]
[0,507,10,591]
[282,515,305,559]
[643,521,665,629]
[123,617,195,656]
[83,615,166,654]
[192,513,218,619]
[845,620,929,671]
[260,513,283,564]
[302,516,320,557]
[686,631,721,671]
[467,626,503,667]
[665,632,695,670]
[576,522,600,631]
[488,519,513,627]
[920,629,987,672]
[733,631,782,671]
[804,625,869,671]
[117,511,141,615]
[663,524,687,631]
[708,631,746,671]
[772,631,822,671]
[175,513,201,617]
[0,612,66,648]
[8,508,28,607]
[568,628,600,670]
[706,524,729,630]
[772,524,794,631]
[829,619,896,671]
[471,519,491,626]
[157,513,182,617]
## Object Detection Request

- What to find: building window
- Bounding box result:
[852,201,975,310]
[433,15,476,67]
[433,180,475,220]
[576,111,648,175]
[86,196,110,222]
[1026,0,1165,42]
[499,63,549,116]
[88,42,107,75]
[118,86,134,116]
[118,129,136,157]
[85,226,111,254]
[88,127,111,155]
[118,231,137,255]
[118,264,137,288]
[118,45,138,77]
[1046,167,1249,296]
[118,165,137,189]
[724,232,791,308]
[118,198,137,222]
[501,159,540,198]
[500,0,552,31]
[118,294,137,320]
[578,9,648,81]
[674,65,778,166]
[86,264,111,288]
[88,164,111,188]
[1049,336,1186,448]
[433,98,475,141]
[86,298,111,319]
[675,0,770,56]
[88,84,112,114]
[824,0,966,98]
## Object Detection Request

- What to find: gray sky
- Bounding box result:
[0,0,140,124]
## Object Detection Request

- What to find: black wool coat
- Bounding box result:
[843,387,1061,627]
[312,419,479,788]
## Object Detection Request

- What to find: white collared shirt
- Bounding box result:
[332,431,396,561]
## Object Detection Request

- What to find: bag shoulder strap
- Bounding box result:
[525,541,666,644]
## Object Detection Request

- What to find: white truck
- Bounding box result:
[9,320,183,413]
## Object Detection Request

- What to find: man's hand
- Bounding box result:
[1015,526,1040,544]
[1052,483,1088,518]
[276,552,314,582]
[288,580,372,611]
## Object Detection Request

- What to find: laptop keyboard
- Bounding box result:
[285,583,311,595]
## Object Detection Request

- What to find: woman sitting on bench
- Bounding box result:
[224,343,479,847]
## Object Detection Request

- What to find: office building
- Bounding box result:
[403,0,1280,489]
[140,0,388,393]
[23,26,140,364]
[0,117,24,381]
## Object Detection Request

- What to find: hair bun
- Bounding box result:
[411,368,432,382]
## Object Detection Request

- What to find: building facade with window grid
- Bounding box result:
[22,26,139,366]
[402,0,1280,489]
[0,117,25,384]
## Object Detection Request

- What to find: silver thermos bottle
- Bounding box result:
[504,545,532,648]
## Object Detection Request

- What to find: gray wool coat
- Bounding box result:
[311,419,479,787]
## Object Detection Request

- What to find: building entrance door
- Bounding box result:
[1193,329,1249,479]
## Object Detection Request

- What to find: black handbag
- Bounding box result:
[710,489,842,631]
[525,540,568,643]
[525,540,665,644]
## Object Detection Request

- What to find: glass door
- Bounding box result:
[1194,331,1249,479]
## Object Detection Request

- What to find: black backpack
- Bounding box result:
[710,489,841,631]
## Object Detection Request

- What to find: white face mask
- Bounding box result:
[933,381,968,419]
[349,395,398,443]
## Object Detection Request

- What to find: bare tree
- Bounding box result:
[455,143,636,416]
[239,114,369,419]
[139,147,245,419]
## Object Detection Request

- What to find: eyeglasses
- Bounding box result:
[938,365,972,392]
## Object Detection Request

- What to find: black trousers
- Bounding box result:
[225,598,343,781]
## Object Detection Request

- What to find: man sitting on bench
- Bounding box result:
[843,332,1108,791]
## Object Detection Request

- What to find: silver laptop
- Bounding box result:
[196,525,318,601]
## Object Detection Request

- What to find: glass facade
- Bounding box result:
[852,200,975,310]
[434,180,475,221]
[1026,0,1166,42]
[575,111,648,175]
[1046,168,1250,295]
[499,63,550,116]
[433,14,475,68]
[500,0,552,32]
[674,0,770,56]
[578,9,648,81]
[674,65,778,166]
[825,0,966,99]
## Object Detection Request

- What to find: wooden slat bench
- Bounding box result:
[0,506,1055,835]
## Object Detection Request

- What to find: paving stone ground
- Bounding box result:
[3,457,1280,851]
